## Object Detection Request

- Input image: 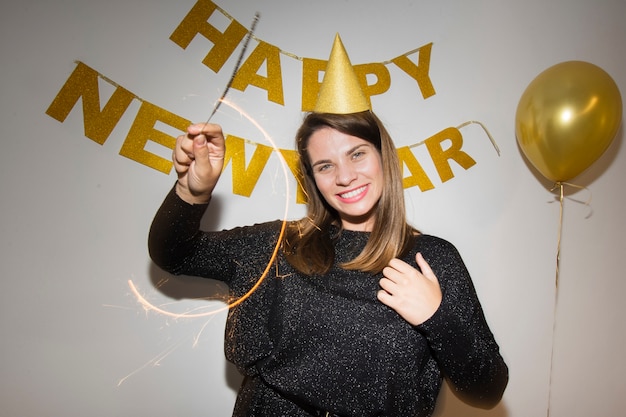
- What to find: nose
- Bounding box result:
[335,162,357,186]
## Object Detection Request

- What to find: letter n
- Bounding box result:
[45,62,134,145]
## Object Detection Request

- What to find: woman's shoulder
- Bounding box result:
[218,219,286,236]
[413,233,461,256]
[204,220,287,258]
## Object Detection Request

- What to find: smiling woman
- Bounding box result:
[308,129,383,234]
[148,34,508,416]
[284,110,412,275]
[307,127,384,230]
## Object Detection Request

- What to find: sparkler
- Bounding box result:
[127,97,291,316]
[119,12,297,385]
[205,12,260,124]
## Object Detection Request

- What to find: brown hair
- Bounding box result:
[283,111,416,275]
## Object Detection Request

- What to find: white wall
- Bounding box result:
[1,0,624,416]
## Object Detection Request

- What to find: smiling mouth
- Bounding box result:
[338,185,367,200]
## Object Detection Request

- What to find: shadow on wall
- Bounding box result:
[433,381,510,417]
[148,194,244,395]
[147,262,244,394]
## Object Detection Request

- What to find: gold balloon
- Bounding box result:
[515,61,622,182]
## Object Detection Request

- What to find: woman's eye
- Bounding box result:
[316,164,332,173]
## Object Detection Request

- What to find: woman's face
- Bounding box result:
[307,127,384,231]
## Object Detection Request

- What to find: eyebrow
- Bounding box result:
[311,144,371,168]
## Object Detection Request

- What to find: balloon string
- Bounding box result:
[556,182,593,217]
[544,181,593,417]
[548,180,593,284]
[545,182,564,417]
[554,182,564,287]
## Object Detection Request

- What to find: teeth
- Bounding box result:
[340,186,366,199]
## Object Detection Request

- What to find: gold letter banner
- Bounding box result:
[46,61,499,203]
[170,0,437,110]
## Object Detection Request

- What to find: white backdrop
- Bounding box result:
[1,1,625,416]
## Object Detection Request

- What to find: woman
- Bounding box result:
[149,35,507,416]
[149,112,508,416]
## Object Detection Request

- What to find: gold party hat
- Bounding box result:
[314,34,370,114]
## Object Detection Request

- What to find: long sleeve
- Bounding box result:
[148,185,211,275]
[148,185,283,288]
[416,236,508,408]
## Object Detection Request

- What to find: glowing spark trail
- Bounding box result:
[128,97,291,318]
[122,13,290,385]
[117,339,186,387]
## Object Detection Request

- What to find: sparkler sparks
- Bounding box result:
[128,97,291,317]
[119,98,292,385]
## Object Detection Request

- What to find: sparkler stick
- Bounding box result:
[205,12,260,124]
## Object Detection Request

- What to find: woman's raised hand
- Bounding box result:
[173,123,225,204]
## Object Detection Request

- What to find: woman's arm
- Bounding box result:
[417,237,508,408]
[148,186,212,275]
[148,122,231,278]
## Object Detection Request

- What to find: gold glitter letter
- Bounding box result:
[119,102,190,174]
[397,146,435,191]
[301,58,326,112]
[277,149,307,204]
[231,41,284,105]
[391,43,436,99]
[169,0,248,73]
[354,63,391,108]
[223,135,273,196]
[425,127,476,182]
[45,62,134,145]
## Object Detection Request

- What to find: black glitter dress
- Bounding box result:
[148,188,508,416]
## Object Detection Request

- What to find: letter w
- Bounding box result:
[223,135,273,197]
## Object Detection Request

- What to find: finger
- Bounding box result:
[187,123,225,160]
[187,123,207,136]
[382,264,405,284]
[189,135,211,177]
[173,136,193,163]
[187,122,221,138]
[378,276,398,294]
[173,138,194,178]
[416,253,438,283]
[173,155,190,175]
[376,289,394,306]
[387,258,415,275]
[385,259,419,287]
